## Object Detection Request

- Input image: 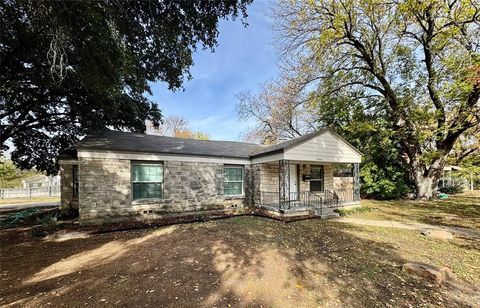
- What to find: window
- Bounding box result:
[73,165,79,199]
[132,163,163,200]
[224,166,244,196]
[310,165,324,192]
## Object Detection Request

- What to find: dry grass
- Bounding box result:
[1,208,479,307]
[354,193,480,230]
[0,197,60,206]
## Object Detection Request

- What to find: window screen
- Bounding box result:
[132,163,163,200]
[224,166,244,196]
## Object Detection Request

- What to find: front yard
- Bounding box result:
[355,191,480,229]
[1,195,479,307]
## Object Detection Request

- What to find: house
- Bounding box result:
[59,128,362,225]
[21,174,60,189]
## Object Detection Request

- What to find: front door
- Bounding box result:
[289,164,298,199]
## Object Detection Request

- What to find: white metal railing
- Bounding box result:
[0,186,60,199]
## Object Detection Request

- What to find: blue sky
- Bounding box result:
[149,0,277,141]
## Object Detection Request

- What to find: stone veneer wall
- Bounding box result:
[324,165,334,191]
[259,163,280,193]
[60,163,75,209]
[76,158,250,224]
[255,162,335,205]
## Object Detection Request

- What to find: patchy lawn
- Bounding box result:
[1,211,479,307]
[0,197,60,206]
[355,193,480,230]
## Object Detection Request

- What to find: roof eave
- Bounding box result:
[75,146,251,160]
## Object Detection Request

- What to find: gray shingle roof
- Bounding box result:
[72,127,361,160]
[76,130,261,159]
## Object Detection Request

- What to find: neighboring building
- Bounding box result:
[59,128,362,225]
[21,174,60,189]
[439,165,474,191]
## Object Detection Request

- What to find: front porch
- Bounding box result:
[253,160,361,218]
[249,129,363,219]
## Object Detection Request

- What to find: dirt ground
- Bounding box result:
[1,210,479,307]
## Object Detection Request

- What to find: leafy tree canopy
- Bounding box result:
[1,0,251,174]
[274,0,479,198]
[0,158,42,188]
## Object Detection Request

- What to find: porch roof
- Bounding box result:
[250,128,362,164]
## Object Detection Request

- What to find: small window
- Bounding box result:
[132,163,163,200]
[224,166,244,196]
[72,165,79,199]
[310,165,324,192]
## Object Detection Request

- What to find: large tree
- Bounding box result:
[1,0,251,174]
[236,79,316,144]
[275,0,479,199]
[146,116,210,140]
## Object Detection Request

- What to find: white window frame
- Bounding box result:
[224,165,244,197]
[131,162,164,200]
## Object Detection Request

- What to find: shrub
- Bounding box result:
[0,208,41,228]
[360,162,411,200]
[37,214,58,232]
[335,206,373,216]
[58,206,79,220]
[438,184,464,195]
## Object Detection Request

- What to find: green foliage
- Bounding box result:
[37,214,58,232]
[335,206,373,216]
[361,162,411,200]
[276,0,480,198]
[456,154,480,189]
[0,208,41,228]
[438,184,464,195]
[1,0,252,174]
[313,95,413,199]
[0,159,41,188]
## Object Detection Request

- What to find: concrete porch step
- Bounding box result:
[319,213,340,219]
[314,208,340,219]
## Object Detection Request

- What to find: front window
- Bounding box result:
[132,163,163,200]
[310,165,324,192]
[72,165,79,199]
[224,166,244,196]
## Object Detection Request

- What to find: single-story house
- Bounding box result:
[59,128,362,225]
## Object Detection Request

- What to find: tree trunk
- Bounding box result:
[414,174,436,199]
[412,159,445,200]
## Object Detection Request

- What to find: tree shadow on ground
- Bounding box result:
[1,216,477,307]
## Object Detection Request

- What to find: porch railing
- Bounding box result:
[260,190,343,214]
[324,190,339,207]
[261,191,324,210]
